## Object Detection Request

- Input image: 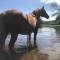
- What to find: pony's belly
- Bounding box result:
[8,25,35,34]
[10,29,34,34]
[18,27,34,34]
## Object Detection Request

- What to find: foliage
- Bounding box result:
[50,2,60,16]
[39,14,60,26]
[55,14,60,24]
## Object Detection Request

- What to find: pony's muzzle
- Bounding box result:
[47,15,49,19]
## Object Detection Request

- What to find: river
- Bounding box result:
[1,26,60,60]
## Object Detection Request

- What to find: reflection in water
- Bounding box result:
[1,27,60,60]
[37,27,60,60]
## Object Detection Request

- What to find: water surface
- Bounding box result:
[1,26,60,60]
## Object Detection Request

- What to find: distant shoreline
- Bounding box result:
[39,25,60,27]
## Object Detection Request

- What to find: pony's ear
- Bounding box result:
[42,6,44,9]
[32,10,36,14]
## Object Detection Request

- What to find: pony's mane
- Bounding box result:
[32,7,43,13]
[5,9,23,14]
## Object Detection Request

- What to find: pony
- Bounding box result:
[28,7,49,44]
[0,7,49,48]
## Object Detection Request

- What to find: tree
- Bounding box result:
[50,2,60,25]
[50,2,60,16]
[54,14,60,24]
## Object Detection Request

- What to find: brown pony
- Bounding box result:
[0,7,49,48]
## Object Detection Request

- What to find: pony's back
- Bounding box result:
[5,9,23,14]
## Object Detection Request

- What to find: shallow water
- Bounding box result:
[1,26,60,60]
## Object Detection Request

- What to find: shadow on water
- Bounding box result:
[0,44,48,60]
[54,26,60,37]
[0,46,27,60]
[2,26,60,60]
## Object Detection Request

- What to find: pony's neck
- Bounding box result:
[32,11,41,19]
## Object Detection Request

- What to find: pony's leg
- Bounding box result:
[27,34,31,43]
[29,33,31,46]
[34,30,38,47]
[27,34,31,48]
[8,33,17,49]
[34,28,38,44]
[0,32,8,48]
[29,34,31,42]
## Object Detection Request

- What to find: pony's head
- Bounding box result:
[40,7,49,19]
[32,6,49,19]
